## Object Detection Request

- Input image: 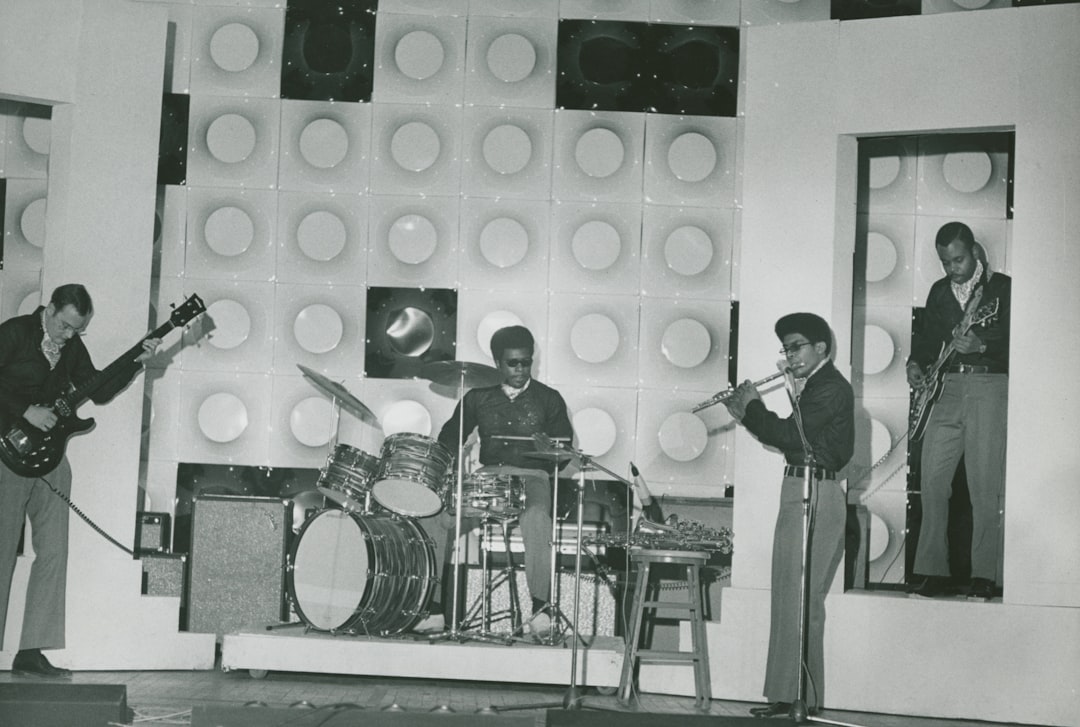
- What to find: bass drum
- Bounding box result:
[287,509,435,636]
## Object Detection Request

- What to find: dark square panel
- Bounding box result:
[281,0,377,103]
[831,0,921,21]
[557,20,738,117]
[365,286,457,380]
[652,25,739,117]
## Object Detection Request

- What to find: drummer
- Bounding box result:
[415,325,574,637]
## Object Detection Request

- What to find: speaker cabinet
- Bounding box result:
[141,552,186,602]
[186,495,291,638]
[464,566,617,636]
[0,684,130,727]
[135,511,171,553]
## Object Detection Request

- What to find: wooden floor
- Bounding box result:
[0,658,1040,727]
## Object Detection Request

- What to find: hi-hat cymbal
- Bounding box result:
[420,360,502,388]
[297,364,378,425]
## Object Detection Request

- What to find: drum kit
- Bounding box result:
[286,362,505,639]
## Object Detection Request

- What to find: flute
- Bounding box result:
[692,370,788,413]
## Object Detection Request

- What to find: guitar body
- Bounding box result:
[907,288,999,441]
[908,376,943,441]
[0,413,96,478]
[0,294,205,479]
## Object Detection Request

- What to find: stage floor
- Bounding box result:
[222,628,626,688]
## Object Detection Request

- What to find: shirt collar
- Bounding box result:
[502,379,531,401]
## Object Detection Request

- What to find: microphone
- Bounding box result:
[630,462,664,523]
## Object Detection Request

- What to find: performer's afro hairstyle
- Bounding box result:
[775,312,833,356]
[490,325,535,362]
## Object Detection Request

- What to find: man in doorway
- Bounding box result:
[907,221,1010,600]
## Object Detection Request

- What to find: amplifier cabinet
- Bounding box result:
[185,495,291,639]
[464,566,617,636]
[135,511,171,553]
[141,552,186,603]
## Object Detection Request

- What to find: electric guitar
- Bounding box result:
[0,294,206,478]
[908,288,999,441]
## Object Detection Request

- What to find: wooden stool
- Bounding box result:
[617,548,711,711]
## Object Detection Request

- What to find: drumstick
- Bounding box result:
[490,435,571,441]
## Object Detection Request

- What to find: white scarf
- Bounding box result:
[951,259,984,311]
[502,379,530,401]
[40,310,62,370]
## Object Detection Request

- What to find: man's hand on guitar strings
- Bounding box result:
[951,331,984,355]
[23,404,58,432]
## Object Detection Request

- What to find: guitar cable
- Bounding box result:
[37,474,135,557]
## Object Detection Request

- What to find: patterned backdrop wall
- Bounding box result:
[0,0,1036,534]
[143,0,752,515]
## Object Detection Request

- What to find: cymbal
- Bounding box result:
[297,364,378,424]
[420,360,502,388]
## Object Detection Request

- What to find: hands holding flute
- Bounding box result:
[722,380,762,421]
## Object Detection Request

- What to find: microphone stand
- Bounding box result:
[787,387,868,727]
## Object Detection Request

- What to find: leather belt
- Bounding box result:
[784,465,837,481]
[947,364,990,374]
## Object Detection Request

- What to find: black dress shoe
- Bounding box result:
[749,701,791,718]
[968,577,995,601]
[908,575,948,598]
[11,649,72,679]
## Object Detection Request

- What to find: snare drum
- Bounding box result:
[317,444,380,512]
[449,472,526,519]
[371,433,453,517]
[287,509,436,636]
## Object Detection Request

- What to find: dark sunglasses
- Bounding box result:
[503,358,533,369]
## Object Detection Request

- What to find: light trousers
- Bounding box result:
[0,458,72,651]
[763,476,845,710]
[914,373,1008,581]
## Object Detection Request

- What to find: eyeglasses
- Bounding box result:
[779,341,813,357]
[503,358,533,369]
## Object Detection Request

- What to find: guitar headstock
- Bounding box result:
[971,298,1000,328]
[169,294,207,328]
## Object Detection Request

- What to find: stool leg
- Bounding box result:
[617,560,651,705]
[688,564,711,710]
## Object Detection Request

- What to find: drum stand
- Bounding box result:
[457,514,525,640]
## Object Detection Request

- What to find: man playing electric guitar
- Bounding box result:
[906,222,1010,601]
[0,284,160,678]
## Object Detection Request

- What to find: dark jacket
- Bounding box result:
[740,360,855,472]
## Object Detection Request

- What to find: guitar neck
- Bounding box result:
[62,318,176,411]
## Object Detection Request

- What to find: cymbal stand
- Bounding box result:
[427,369,509,646]
[491,450,623,714]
